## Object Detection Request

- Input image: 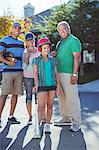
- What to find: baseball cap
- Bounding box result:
[12,22,22,28]
[25,32,35,41]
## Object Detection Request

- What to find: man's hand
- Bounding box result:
[56,85,60,96]
[7,59,17,66]
[71,75,78,84]
[50,51,57,57]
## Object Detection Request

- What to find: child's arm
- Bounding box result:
[54,65,60,95]
[32,64,38,93]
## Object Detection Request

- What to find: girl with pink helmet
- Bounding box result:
[32,37,59,134]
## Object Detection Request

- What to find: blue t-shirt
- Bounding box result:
[0,36,24,72]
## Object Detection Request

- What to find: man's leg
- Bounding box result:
[8,94,20,124]
[67,84,82,124]
[0,73,13,126]
[58,82,67,118]
[8,72,23,124]
[0,95,8,127]
[9,94,18,116]
[61,73,81,131]
[68,86,82,132]
[0,95,8,118]
[58,73,72,119]
[54,73,72,125]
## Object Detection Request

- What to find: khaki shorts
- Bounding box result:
[1,72,23,95]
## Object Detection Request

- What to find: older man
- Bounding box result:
[53,21,82,132]
[0,22,24,127]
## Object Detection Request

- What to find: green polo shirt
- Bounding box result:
[56,34,82,74]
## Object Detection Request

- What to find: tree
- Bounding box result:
[35,3,73,44]
[0,16,14,38]
[69,0,99,43]
[35,0,99,47]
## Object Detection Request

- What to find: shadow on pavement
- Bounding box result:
[57,126,87,150]
[23,138,41,150]
[7,124,42,150]
[23,124,45,150]
[6,123,44,150]
[0,122,12,150]
[79,92,99,139]
[7,125,29,150]
[79,92,99,113]
[43,133,52,150]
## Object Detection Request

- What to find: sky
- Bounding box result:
[0,0,69,18]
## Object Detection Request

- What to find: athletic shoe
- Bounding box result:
[28,118,32,125]
[44,123,51,134]
[70,123,81,132]
[8,116,20,124]
[42,119,46,124]
[54,117,72,126]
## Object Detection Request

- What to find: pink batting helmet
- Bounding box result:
[38,37,51,52]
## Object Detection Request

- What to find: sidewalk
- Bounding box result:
[0,80,99,150]
[0,97,86,150]
[78,79,99,92]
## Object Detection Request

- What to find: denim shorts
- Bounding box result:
[23,77,34,103]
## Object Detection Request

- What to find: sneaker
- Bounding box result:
[70,123,81,132]
[44,123,51,134]
[42,119,46,124]
[54,117,72,126]
[28,118,32,125]
[8,116,20,124]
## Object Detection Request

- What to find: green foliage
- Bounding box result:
[0,16,13,38]
[35,0,99,46]
[69,0,99,42]
[37,4,72,37]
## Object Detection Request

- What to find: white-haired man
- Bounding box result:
[53,21,82,132]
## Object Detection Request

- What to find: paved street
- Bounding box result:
[0,80,99,150]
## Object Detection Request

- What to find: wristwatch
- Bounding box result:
[72,73,77,77]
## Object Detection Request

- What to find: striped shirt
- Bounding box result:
[0,36,24,72]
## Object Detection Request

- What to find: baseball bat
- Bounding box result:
[34,92,41,139]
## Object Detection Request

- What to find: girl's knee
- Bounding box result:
[38,106,45,112]
[47,103,53,109]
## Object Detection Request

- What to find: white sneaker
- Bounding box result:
[54,117,72,126]
[70,123,81,132]
[44,123,51,133]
